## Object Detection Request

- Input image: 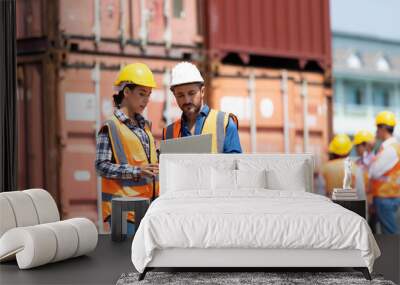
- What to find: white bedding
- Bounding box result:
[131,190,380,273]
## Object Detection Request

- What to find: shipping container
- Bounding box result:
[205,0,332,71]
[16,57,61,206]
[208,64,330,169]
[16,0,45,38]
[59,0,201,61]
[16,0,332,228]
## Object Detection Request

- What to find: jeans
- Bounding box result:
[374,197,400,234]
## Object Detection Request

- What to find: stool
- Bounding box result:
[111,197,150,242]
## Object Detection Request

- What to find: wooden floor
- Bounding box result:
[0,235,398,285]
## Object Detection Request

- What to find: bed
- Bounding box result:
[131,154,380,280]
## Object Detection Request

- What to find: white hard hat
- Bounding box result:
[170,61,204,87]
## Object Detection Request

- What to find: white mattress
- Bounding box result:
[131,190,380,273]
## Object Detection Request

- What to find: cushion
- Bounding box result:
[0,196,17,238]
[0,218,98,269]
[24,189,60,224]
[0,191,39,227]
[237,159,309,191]
[236,169,267,189]
[64,218,98,257]
[265,167,306,191]
[0,189,60,238]
[167,162,212,191]
[42,221,79,262]
[212,168,237,190]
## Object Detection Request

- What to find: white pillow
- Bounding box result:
[237,159,308,191]
[167,162,211,191]
[212,168,237,190]
[265,167,306,191]
[236,169,267,189]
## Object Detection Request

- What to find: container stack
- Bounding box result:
[16,0,333,229]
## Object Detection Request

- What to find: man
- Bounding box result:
[162,62,242,153]
[353,130,375,170]
[369,111,400,234]
[320,134,365,198]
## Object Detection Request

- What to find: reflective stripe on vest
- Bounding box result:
[163,109,230,153]
[100,115,159,223]
[370,142,400,198]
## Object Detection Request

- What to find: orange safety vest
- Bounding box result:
[162,109,238,153]
[321,158,357,197]
[100,115,159,226]
[370,142,400,198]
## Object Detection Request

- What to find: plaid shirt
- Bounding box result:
[95,109,151,180]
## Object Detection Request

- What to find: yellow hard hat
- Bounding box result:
[328,134,353,156]
[375,111,396,127]
[353,130,374,145]
[114,63,157,89]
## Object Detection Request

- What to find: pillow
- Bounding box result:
[236,169,267,189]
[237,159,309,191]
[212,168,237,190]
[167,162,211,191]
[265,167,306,191]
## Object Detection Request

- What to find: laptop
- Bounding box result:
[159,134,212,154]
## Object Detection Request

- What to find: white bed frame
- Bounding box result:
[142,248,370,280]
[139,154,371,281]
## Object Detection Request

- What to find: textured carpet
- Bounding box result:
[117,271,395,285]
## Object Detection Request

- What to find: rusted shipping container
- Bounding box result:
[16,54,60,205]
[16,0,45,38]
[59,0,201,60]
[205,0,332,71]
[209,64,330,169]
[16,63,45,189]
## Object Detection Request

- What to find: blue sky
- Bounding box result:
[330,0,400,41]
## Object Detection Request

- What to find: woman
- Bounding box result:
[95,63,159,233]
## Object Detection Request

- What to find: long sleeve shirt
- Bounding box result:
[95,109,151,180]
[369,137,399,179]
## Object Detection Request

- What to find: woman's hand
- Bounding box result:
[139,164,159,178]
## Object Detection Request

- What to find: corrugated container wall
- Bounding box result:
[16,0,332,227]
[208,65,330,170]
[206,0,332,71]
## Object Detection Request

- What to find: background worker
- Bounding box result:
[95,63,159,233]
[369,111,400,234]
[354,130,375,170]
[162,61,242,153]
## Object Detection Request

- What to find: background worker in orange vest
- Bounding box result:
[162,61,242,153]
[369,111,400,234]
[95,63,159,234]
[320,134,365,198]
